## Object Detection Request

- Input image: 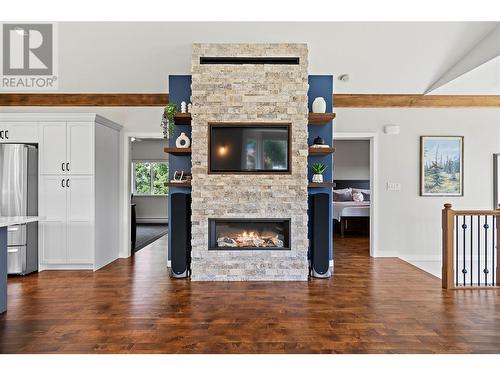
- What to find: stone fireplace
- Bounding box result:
[190,43,309,281]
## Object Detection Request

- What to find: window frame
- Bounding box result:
[131,160,169,197]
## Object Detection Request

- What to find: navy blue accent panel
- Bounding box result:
[168,75,192,108]
[307,76,333,113]
[0,227,7,313]
[167,75,192,262]
[307,75,334,260]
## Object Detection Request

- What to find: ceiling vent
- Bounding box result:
[200,57,300,65]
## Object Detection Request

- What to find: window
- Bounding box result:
[132,161,169,195]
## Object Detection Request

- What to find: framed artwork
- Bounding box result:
[494,154,500,208]
[420,136,464,196]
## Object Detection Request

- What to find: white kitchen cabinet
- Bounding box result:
[0,113,122,271]
[40,121,93,175]
[39,175,94,266]
[39,176,67,264]
[0,122,39,143]
[67,176,94,264]
[40,122,67,175]
[67,122,94,175]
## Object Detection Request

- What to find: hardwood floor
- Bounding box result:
[1,235,500,354]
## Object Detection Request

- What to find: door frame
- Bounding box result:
[333,132,378,257]
[120,131,164,258]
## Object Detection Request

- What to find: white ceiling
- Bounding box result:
[56,22,499,94]
[430,55,500,95]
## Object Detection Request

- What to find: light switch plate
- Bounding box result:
[386,182,401,191]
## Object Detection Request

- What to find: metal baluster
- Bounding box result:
[493,216,496,286]
[462,215,467,286]
[455,216,459,286]
[484,216,489,286]
[470,215,473,286]
[478,215,481,286]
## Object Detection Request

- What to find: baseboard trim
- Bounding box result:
[136,218,169,224]
[398,253,441,262]
[39,264,93,271]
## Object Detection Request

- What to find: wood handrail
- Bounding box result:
[443,203,500,216]
[442,203,500,289]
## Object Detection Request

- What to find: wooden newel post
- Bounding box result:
[496,204,500,286]
[442,203,455,289]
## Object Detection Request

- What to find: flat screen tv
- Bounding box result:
[209,124,290,173]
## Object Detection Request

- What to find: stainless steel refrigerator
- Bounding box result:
[0,144,38,275]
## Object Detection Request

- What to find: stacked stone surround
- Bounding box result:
[190,43,309,281]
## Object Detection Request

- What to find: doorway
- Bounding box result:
[333,133,378,257]
[121,132,169,258]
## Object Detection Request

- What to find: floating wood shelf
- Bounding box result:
[163,147,191,156]
[308,113,336,124]
[170,113,335,126]
[308,182,337,188]
[164,181,191,188]
[308,147,336,155]
[174,112,191,125]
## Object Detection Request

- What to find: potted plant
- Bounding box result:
[312,163,327,183]
[161,103,178,138]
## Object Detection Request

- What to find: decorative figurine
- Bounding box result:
[180,101,187,113]
[187,103,192,113]
[175,132,191,148]
[313,136,325,145]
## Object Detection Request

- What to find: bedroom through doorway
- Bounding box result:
[333,135,375,257]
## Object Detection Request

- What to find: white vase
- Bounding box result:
[180,101,187,113]
[312,97,327,113]
[176,132,191,148]
[312,174,323,183]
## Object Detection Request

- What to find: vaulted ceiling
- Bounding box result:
[57,22,499,94]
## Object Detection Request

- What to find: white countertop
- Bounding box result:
[0,216,39,227]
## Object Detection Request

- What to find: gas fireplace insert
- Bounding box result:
[208,218,291,250]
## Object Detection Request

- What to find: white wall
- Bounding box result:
[2,22,497,94]
[335,108,500,261]
[333,140,370,180]
[131,138,169,223]
[131,138,168,161]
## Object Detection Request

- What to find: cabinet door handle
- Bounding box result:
[0,130,3,139]
[66,179,70,188]
[62,162,65,171]
[66,162,70,171]
[4,130,8,139]
[61,179,65,188]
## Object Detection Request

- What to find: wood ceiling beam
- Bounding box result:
[334,94,500,108]
[1,93,499,108]
[0,93,168,107]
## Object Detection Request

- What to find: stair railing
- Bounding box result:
[442,203,500,289]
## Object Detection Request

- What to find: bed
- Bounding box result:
[333,180,370,237]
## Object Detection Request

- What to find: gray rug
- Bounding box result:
[134,224,168,253]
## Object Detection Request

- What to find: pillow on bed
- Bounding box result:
[352,191,364,202]
[333,188,352,201]
[352,188,370,201]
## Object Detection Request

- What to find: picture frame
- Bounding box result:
[420,136,464,197]
[493,154,500,208]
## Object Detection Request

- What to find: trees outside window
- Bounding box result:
[132,161,169,195]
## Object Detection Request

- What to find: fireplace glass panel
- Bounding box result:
[209,219,290,250]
